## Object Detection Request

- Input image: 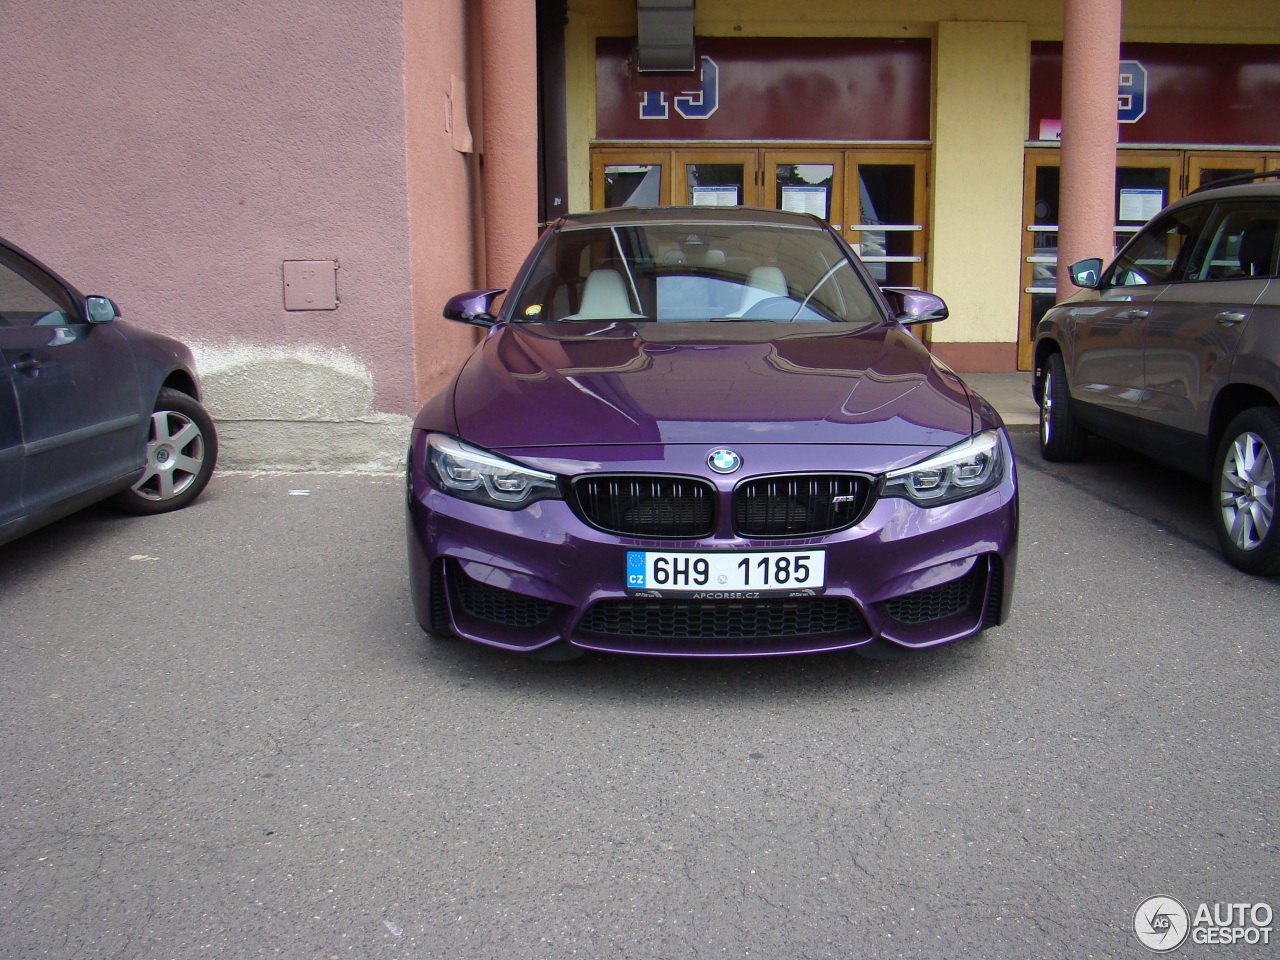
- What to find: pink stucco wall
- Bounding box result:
[0,0,469,416]
[403,0,484,403]
[480,0,540,297]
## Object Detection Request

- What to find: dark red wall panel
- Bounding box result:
[1030,41,1280,146]
[596,37,931,142]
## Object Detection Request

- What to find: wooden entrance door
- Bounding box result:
[1018,150,1182,369]
[672,150,761,207]
[589,146,930,290]
[591,150,673,209]
[843,151,929,290]
[1186,153,1268,191]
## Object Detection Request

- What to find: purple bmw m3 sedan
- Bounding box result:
[407,207,1017,659]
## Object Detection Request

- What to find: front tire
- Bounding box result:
[1039,353,1087,461]
[1213,408,1280,575]
[112,388,218,515]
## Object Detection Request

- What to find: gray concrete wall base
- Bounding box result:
[191,343,414,471]
[213,418,411,472]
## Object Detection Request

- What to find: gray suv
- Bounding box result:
[1033,172,1280,574]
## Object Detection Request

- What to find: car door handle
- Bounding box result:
[11,357,42,374]
[1216,311,1247,327]
[1114,308,1150,320]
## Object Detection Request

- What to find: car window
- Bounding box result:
[509,221,882,324]
[1105,205,1207,287]
[1184,201,1280,281]
[0,249,77,328]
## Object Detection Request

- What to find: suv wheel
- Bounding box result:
[1213,407,1280,576]
[1039,353,1087,461]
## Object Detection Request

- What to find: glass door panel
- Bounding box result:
[673,150,760,207]
[763,151,844,226]
[591,151,672,209]
[1023,160,1061,361]
[1114,157,1180,251]
[606,165,663,206]
[1187,153,1266,190]
[845,152,928,289]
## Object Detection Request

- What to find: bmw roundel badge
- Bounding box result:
[708,449,742,474]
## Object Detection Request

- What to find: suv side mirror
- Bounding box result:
[1068,258,1104,289]
[443,289,505,327]
[881,288,948,325]
[84,296,119,323]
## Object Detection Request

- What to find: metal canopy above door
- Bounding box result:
[636,0,697,72]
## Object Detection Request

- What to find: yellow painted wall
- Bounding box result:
[929,20,1028,346]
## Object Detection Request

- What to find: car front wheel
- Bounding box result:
[1213,407,1280,575]
[1039,353,1087,461]
[112,388,218,515]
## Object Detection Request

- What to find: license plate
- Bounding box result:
[625,550,825,597]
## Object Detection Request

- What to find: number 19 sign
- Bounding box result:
[1118,59,1148,124]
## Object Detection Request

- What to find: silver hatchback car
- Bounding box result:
[1032,172,1280,574]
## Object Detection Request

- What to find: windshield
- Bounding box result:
[508,221,883,324]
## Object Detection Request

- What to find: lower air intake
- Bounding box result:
[450,562,559,628]
[578,597,864,640]
[883,566,979,624]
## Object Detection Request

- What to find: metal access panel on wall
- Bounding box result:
[283,260,338,311]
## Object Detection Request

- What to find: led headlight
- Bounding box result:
[425,433,561,509]
[881,430,1005,506]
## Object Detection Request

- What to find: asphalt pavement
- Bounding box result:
[2,414,1278,958]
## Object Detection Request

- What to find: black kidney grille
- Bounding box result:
[578,597,863,640]
[883,566,979,624]
[574,476,715,538]
[734,474,870,537]
[450,562,559,628]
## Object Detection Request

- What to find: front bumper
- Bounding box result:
[406,433,1018,658]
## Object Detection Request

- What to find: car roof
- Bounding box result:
[554,205,828,231]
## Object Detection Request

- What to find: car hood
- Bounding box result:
[449,320,975,450]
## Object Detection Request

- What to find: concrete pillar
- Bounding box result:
[481,0,540,290]
[1056,0,1122,301]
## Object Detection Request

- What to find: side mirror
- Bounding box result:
[443,289,505,327]
[1068,258,1104,289]
[84,296,119,324]
[882,288,948,325]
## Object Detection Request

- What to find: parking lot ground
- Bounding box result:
[1,460,1277,960]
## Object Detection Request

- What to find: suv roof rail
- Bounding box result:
[1189,169,1280,195]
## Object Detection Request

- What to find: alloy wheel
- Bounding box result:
[1041,367,1055,447]
[1219,430,1275,551]
[132,409,207,502]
